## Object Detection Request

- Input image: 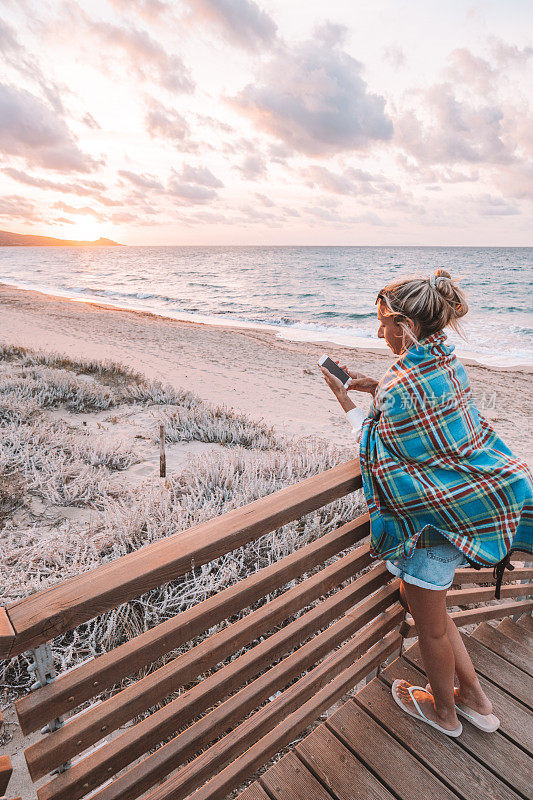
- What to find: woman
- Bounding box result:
[320,269,533,737]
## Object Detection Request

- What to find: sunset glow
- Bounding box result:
[1,0,532,245]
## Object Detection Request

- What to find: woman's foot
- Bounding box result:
[395,679,459,731]
[426,681,493,716]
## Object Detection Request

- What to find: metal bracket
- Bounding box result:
[26,643,71,773]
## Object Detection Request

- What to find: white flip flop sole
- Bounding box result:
[424,683,500,732]
[391,679,462,737]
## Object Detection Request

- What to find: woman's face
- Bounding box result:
[377,301,417,355]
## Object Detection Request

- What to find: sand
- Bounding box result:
[1,283,531,466]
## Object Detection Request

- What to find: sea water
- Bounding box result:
[0,245,531,369]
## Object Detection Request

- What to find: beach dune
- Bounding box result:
[1,284,531,466]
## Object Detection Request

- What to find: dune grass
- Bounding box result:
[0,342,363,703]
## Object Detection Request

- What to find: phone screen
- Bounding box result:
[319,356,351,386]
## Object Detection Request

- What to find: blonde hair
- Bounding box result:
[376,268,469,351]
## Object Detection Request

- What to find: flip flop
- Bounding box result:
[391,679,462,737]
[424,683,500,733]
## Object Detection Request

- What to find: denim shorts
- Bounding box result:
[385,533,469,590]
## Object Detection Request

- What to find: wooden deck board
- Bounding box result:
[296,724,395,800]
[516,613,533,633]
[239,618,532,800]
[458,631,533,709]
[471,622,533,677]
[260,751,333,800]
[497,617,533,647]
[326,700,460,800]
[403,641,533,753]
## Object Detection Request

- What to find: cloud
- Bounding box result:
[145,99,192,145]
[178,164,224,187]
[107,0,169,21]
[235,154,266,180]
[82,112,101,129]
[0,18,66,114]
[477,193,520,215]
[53,201,107,220]
[168,180,218,203]
[184,0,277,52]
[79,12,194,94]
[444,49,495,94]
[396,83,516,166]
[0,83,101,172]
[0,194,40,221]
[302,164,398,196]
[383,44,405,68]
[118,169,165,191]
[3,167,105,193]
[231,36,393,155]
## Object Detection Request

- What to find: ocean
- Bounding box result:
[1,245,531,368]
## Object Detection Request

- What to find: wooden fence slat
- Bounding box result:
[7,458,362,655]
[16,515,369,736]
[517,613,533,633]
[453,565,533,585]
[447,582,533,606]
[237,784,271,800]
[141,631,402,800]
[0,755,13,795]
[401,598,533,637]
[0,607,15,660]
[37,581,400,800]
[28,543,376,783]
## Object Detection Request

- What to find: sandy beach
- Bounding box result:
[1,283,531,465]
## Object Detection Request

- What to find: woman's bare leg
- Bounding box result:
[400,581,492,715]
[397,580,459,729]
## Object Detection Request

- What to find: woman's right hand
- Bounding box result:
[334,360,379,396]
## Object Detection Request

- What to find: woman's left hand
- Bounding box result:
[319,365,348,399]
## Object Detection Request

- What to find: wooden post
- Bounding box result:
[159,425,166,478]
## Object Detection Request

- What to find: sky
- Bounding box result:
[0,0,532,245]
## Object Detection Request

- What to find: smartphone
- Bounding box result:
[318,355,352,388]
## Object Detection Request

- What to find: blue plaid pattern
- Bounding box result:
[359,330,533,565]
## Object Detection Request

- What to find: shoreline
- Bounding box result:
[1,282,531,465]
[0,279,531,374]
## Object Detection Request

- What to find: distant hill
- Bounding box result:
[0,229,124,247]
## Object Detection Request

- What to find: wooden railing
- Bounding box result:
[0,457,531,800]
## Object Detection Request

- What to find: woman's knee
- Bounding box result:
[399,581,410,612]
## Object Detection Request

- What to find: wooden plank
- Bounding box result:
[326,700,459,800]
[143,631,402,800]
[472,622,533,677]
[403,641,533,753]
[402,598,533,637]
[0,755,13,795]
[296,724,394,800]
[517,614,533,633]
[378,657,532,800]
[447,583,533,606]
[259,751,333,800]
[7,458,363,655]
[28,558,389,784]
[453,566,533,585]
[39,587,401,800]
[237,784,271,800]
[16,517,370,736]
[0,607,15,660]
[459,631,533,709]
[497,617,533,647]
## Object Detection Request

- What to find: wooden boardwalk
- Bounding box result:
[239,615,533,800]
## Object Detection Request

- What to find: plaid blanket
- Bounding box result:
[359,330,533,565]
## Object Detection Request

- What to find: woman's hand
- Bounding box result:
[323,360,379,397]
